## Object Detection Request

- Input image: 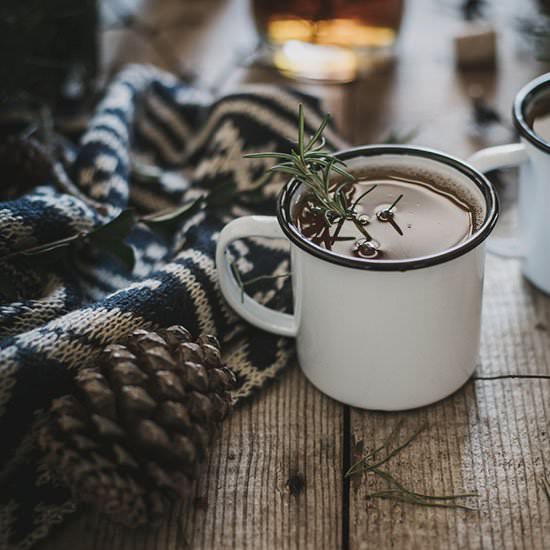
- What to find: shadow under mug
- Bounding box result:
[469,72,550,295]
[216,146,499,410]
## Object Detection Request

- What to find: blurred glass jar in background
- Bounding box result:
[252,0,404,81]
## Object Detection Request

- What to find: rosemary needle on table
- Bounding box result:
[345,422,479,511]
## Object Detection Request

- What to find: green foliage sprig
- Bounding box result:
[229,258,290,303]
[245,105,412,254]
[0,171,270,271]
[245,104,377,246]
[345,420,479,511]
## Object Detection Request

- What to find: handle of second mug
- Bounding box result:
[216,215,297,338]
[468,143,528,258]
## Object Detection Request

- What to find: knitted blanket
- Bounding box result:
[0,64,346,549]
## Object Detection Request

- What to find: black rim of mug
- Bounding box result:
[513,72,550,154]
[276,145,499,272]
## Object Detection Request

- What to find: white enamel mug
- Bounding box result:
[469,73,550,294]
[216,146,499,410]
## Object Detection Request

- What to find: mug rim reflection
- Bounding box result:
[513,72,550,155]
[276,145,499,272]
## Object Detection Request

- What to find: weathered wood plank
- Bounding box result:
[42,366,344,550]
[186,365,343,550]
[481,256,550,377]
[348,378,550,550]
[348,252,550,549]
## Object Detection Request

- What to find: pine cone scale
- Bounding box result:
[39,325,235,527]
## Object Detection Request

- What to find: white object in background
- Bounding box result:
[469,73,550,295]
[216,146,499,411]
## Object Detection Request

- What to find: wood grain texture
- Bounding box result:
[349,379,550,550]
[41,366,343,550]
[481,256,550,377]
[348,255,550,550]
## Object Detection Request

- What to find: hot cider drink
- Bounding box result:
[292,166,478,261]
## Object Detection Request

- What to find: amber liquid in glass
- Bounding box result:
[252,0,403,81]
[253,0,404,51]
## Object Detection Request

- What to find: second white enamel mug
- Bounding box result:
[470,73,550,294]
[216,146,499,410]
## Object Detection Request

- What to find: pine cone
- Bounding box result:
[39,325,236,527]
[0,135,54,199]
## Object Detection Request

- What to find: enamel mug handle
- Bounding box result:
[216,216,297,337]
[468,143,529,258]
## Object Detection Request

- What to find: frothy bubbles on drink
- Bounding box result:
[354,238,381,258]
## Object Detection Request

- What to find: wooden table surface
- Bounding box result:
[43,1,550,548]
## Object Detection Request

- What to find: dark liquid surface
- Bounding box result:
[293,174,474,261]
[532,112,550,143]
[525,92,550,143]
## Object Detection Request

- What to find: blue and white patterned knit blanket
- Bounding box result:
[0,65,346,549]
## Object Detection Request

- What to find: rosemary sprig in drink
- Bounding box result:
[244,104,378,249]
